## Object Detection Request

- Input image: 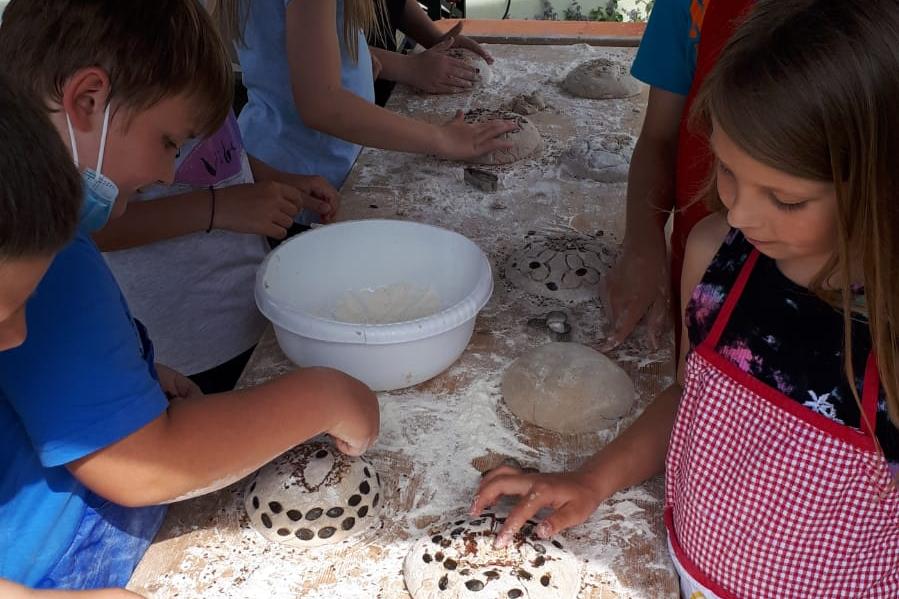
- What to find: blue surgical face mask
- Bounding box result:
[66,104,119,233]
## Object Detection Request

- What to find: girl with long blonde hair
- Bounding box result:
[213,0,513,216]
[471,0,899,596]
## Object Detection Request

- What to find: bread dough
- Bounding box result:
[404,513,583,598]
[463,109,542,165]
[244,441,382,548]
[502,342,635,433]
[560,134,634,183]
[502,91,547,115]
[504,236,614,303]
[447,48,492,90]
[562,58,641,99]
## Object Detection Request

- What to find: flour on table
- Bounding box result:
[244,441,382,548]
[404,513,583,598]
[334,283,443,324]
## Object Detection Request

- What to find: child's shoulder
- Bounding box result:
[682,212,731,293]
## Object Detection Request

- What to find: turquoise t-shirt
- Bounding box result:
[630,0,703,95]
[237,0,375,190]
[0,231,168,585]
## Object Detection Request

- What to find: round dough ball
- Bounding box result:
[562,58,641,99]
[446,48,493,90]
[404,513,582,598]
[244,441,382,548]
[504,236,614,303]
[560,134,634,183]
[463,109,542,165]
[502,342,635,434]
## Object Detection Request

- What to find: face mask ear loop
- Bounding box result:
[96,103,111,176]
[65,113,80,166]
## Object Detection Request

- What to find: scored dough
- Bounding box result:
[562,58,641,99]
[244,441,382,548]
[404,513,583,598]
[502,342,635,434]
[560,134,634,183]
[463,109,542,165]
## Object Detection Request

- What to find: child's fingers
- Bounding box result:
[469,472,534,516]
[450,65,479,83]
[475,120,517,142]
[431,36,455,52]
[534,502,587,540]
[445,21,464,39]
[479,463,524,485]
[493,484,554,548]
[272,211,295,231]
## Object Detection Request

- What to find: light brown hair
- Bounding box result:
[691,0,899,427]
[214,0,383,62]
[0,0,233,138]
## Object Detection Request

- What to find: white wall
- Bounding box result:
[466,0,652,22]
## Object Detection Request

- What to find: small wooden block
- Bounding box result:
[464,167,499,192]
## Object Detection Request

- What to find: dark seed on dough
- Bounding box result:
[576,268,588,276]
[357,505,369,518]
[435,552,445,562]
[422,553,432,563]
[252,496,259,510]
[485,571,500,580]
[465,580,484,591]
[305,508,323,521]
[546,282,558,291]
[517,569,532,580]
[541,574,551,587]
[287,510,303,521]
[372,493,380,508]
[377,473,381,485]
[440,538,452,548]
[341,517,356,531]
[359,481,371,495]
[529,261,540,269]
[533,543,546,554]
[268,501,283,514]
[444,558,457,571]
[438,575,449,590]
[327,507,344,518]
[552,540,564,549]
[451,527,465,536]
[455,519,465,525]
[277,528,290,536]
[348,494,362,507]
[470,519,484,526]
[460,569,470,576]
[315,449,328,458]
[249,481,256,493]
[318,527,336,539]
[432,534,443,545]
[533,556,546,567]
[260,513,272,528]
[364,467,371,478]
[508,590,523,598]
[296,528,314,541]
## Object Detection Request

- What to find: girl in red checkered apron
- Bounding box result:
[471,1,899,596]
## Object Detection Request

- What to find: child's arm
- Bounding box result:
[400,7,492,63]
[471,212,729,545]
[93,181,334,251]
[0,579,142,599]
[285,0,514,160]
[67,367,379,507]
[370,40,478,95]
[602,87,687,349]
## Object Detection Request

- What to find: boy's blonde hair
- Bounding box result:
[0,0,233,139]
[214,0,384,62]
[691,0,899,428]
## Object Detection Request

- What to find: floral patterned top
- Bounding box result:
[685,228,899,468]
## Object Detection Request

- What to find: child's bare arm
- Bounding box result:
[472,213,729,543]
[0,579,142,599]
[602,87,687,349]
[67,368,379,507]
[285,0,513,160]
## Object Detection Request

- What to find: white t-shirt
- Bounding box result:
[104,113,268,375]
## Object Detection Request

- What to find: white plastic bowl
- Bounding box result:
[255,219,493,391]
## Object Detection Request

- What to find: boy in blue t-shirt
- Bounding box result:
[0,0,380,591]
[0,78,137,599]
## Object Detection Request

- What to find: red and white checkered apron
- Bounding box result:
[665,249,899,598]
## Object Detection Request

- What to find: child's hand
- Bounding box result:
[371,51,383,80]
[600,228,670,350]
[326,372,380,456]
[408,37,479,94]
[214,182,311,238]
[435,111,517,161]
[268,174,341,224]
[439,22,493,64]
[155,363,202,401]
[468,464,606,548]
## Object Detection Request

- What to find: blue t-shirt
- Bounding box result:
[237,0,375,190]
[631,0,704,95]
[0,231,168,585]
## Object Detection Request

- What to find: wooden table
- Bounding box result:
[129,42,678,599]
